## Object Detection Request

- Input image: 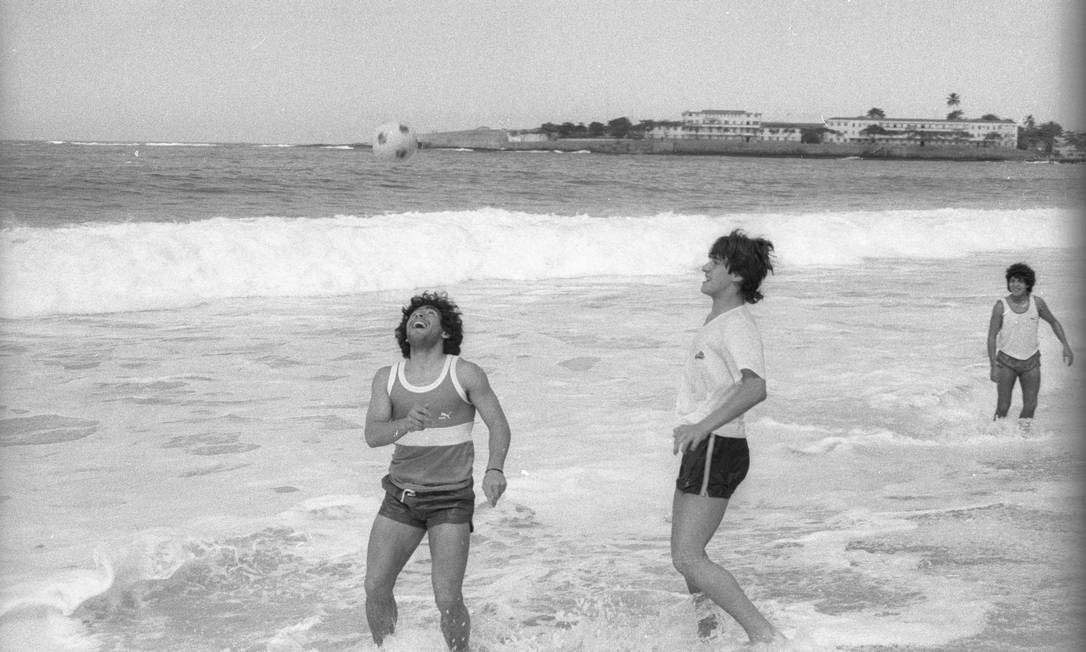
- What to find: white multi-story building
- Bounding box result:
[682,109,762,140]
[647,109,762,141]
[645,111,1020,148]
[824,116,1018,148]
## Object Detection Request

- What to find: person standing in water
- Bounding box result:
[363,291,511,651]
[671,229,786,646]
[987,262,1073,430]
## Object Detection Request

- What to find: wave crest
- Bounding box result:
[0,207,1073,318]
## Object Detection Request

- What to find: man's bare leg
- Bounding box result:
[364,515,426,645]
[671,490,782,644]
[428,521,472,651]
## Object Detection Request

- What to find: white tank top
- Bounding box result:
[997,296,1040,360]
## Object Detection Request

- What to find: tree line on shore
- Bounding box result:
[537,117,655,140]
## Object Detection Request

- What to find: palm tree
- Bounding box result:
[946,93,961,108]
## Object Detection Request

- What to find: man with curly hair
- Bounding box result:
[363,291,511,651]
[987,262,1073,429]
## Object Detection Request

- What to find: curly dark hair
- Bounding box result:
[394,291,464,358]
[709,229,776,303]
[1005,262,1036,293]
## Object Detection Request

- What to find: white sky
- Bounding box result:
[1,0,1081,143]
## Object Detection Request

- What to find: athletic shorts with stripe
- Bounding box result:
[676,435,750,499]
[378,475,475,532]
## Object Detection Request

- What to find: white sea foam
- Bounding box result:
[67,141,142,147]
[0,207,1073,319]
[0,549,114,651]
[0,550,114,618]
[0,247,1080,649]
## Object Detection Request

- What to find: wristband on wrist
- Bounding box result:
[485,467,504,474]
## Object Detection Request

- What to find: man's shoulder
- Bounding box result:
[707,308,762,351]
[708,305,759,332]
[372,363,396,382]
[454,357,484,377]
[453,357,493,389]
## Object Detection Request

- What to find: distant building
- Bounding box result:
[760,122,827,142]
[507,130,549,143]
[824,116,1018,148]
[646,110,1019,148]
[648,109,762,141]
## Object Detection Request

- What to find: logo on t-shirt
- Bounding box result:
[695,351,705,360]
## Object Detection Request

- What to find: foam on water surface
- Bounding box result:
[0,248,1082,650]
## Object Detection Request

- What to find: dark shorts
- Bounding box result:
[676,435,750,499]
[377,475,475,532]
[996,350,1041,375]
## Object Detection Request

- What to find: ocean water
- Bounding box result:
[0,141,1083,651]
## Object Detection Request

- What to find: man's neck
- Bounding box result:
[707,292,744,321]
[406,345,446,368]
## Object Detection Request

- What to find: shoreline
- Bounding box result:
[10,139,1065,162]
[421,133,1051,162]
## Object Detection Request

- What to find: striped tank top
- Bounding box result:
[386,355,476,492]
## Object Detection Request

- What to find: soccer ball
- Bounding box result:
[372,122,418,161]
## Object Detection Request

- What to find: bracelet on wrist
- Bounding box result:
[485,467,504,475]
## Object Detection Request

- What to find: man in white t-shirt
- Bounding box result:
[670,229,786,645]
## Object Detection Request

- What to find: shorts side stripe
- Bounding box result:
[700,435,715,496]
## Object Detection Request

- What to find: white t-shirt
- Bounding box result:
[675,304,765,438]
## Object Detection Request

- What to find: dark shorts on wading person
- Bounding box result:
[378,475,475,531]
[995,350,1041,376]
[676,435,750,499]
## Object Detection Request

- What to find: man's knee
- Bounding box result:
[672,551,706,579]
[432,585,465,613]
[365,573,394,600]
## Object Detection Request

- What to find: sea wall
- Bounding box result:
[422,129,511,149]
[420,130,1040,161]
